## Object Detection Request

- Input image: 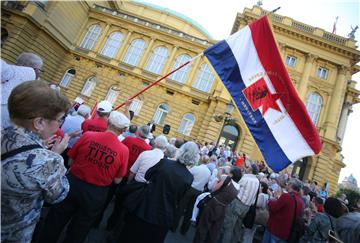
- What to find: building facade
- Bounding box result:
[2,1,359,193]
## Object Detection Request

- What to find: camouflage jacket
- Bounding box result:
[1,126,69,243]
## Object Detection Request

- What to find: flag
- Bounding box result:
[332,16,339,34]
[204,16,322,172]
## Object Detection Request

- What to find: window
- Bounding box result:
[169,54,192,83]
[317,67,328,79]
[100,32,123,58]
[59,69,76,88]
[80,24,102,50]
[129,99,143,116]
[305,92,323,125]
[285,55,297,67]
[122,39,146,66]
[178,113,195,136]
[81,76,97,97]
[105,87,119,104]
[192,63,215,92]
[145,46,168,74]
[153,103,169,125]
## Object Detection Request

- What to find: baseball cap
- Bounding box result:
[108,111,130,129]
[97,100,112,113]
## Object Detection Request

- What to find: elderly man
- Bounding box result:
[262,178,304,243]
[60,104,91,167]
[128,135,168,183]
[38,111,130,243]
[1,53,40,128]
[82,100,112,133]
[220,163,260,243]
[16,52,44,79]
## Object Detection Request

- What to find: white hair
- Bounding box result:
[169,137,176,145]
[77,104,91,118]
[164,144,177,159]
[16,52,43,69]
[176,141,200,166]
[154,135,168,150]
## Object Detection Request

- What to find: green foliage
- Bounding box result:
[336,187,360,210]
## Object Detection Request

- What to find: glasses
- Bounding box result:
[52,114,67,126]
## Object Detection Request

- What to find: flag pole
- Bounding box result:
[114,52,203,110]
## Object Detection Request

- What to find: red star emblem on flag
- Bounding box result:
[243,78,281,116]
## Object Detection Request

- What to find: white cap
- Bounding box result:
[97,100,112,113]
[77,104,91,116]
[108,111,130,129]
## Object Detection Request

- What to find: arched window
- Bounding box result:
[122,39,146,66]
[81,76,97,97]
[169,54,192,83]
[59,69,76,88]
[129,99,143,116]
[100,32,123,58]
[178,113,195,136]
[105,87,119,104]
[80,24,102,50]
[305,92,323,125]
[145,46,168,74]
[153,103,169,125]
[192,63,215,93]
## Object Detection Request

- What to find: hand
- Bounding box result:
[124,99,133,108]
[51,134,70,154]
[45,135,58,149]
[67,130,82,138]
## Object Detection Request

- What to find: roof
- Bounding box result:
[132,0,214,39]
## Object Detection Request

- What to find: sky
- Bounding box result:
[138,0,360,184]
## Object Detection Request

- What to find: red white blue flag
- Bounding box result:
[204,16,322,172]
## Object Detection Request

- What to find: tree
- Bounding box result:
[336,187,360,211]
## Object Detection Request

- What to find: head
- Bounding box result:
[200,155,210,165]
[8,80,71,139]
[137,125,150,139]
[154,135,168,150]
[324,197,348,218]
[288,178,302,193]
[107,111,130,135]
[77,104,91,119]
[176,141,200,166]
[261,181,269,194]
[251,163,259,175]
[164,144,177,159]
[96,100,112,118]
[15,52,43,79]
[128,125,138,134]
[1,27,8,47]
[301,186,310,196]
[169,137,176,145]
[230,166,242,183]
[175,138,185,148]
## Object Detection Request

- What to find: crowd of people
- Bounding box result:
[2,50,360,243]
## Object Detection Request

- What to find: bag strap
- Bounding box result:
[327,214,334,231]
[290,193,298,227]
[252,181,261,206]
[1,144,42,161]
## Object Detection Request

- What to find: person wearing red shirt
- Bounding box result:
[122,125,152,172]
[263,179,304,243]
[235,153,246,168]
[38,111,130,243]
[82,100,112,133]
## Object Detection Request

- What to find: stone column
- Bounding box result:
[138,37,155,69]
[298,54,316,100]
[336,101,352,144]
[324,66,348,140]
[116,31,133,61]
[278,42,286,59]
[162,45,178,75]
[186,55,202,86]
[93,24,111,53]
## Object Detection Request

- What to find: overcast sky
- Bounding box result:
[138,0,360,183]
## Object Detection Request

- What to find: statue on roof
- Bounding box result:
[256,0,263,7]
[348,25,358,39]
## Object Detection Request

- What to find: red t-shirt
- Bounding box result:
[82,117,108,133]
[122,136,151,172]
[68,131,129,186]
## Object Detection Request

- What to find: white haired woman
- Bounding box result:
[120,141,200,243]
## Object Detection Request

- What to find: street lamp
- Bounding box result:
[216,100,235,146]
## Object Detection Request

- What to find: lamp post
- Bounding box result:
[216,100,235,146]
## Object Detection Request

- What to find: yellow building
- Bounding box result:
[2,1,359,193]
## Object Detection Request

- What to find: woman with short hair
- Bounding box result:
[120,141,200,243]
[1,80,71,243]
